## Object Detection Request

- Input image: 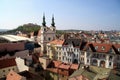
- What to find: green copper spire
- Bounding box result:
[51,14,55,27]
[42,13,46,26]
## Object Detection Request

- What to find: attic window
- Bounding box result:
[101,46,105,51]
[95,46,98,50]
[3,70,5,72]
[118,48,120,52]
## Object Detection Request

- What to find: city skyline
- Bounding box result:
[0,0,120,30]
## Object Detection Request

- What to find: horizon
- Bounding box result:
[0,0,120,30]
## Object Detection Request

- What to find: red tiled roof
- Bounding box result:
[46,68,58,73]
[0,58,16,69]
[92,43,112,53]
[53,61,62,67]
[58,63,70,70]
[113,44,120,49]
[83,42,114,53]
[70,64,79,70]
[6,70,22,80]
[49,39,64,45]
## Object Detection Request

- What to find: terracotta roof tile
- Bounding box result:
[83,42,114,53]
[49,39,64,45]
[53,60,62,67]
[92,43,112,53]
[113,44,120,49]
[6,70,22,80]
[70,64,79,70]
[58,63,70,70]
[0,58,16,69]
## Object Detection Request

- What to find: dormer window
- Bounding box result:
[118,48,120,52]
[95,46,98,50]
[101,46,105,51]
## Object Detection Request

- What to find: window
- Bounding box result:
[44,28,46,31]
[109,62,112,66]
[64,52,66,56]
[87,59,89,63]
[69,48,70,51]
[48,37,51,41]
[71,48,72,51]
[70,59,71,62]
[3,70,5,72]
[66,58,68,60]
[59,47,61,50]
[59,57,61,60]
[117,56,120,60]
[63,57,64,60]
[95,46,98,50]
[74,49,76,52]
[118,48,120,52]
[109,56,113,60]
[59,52,61,55]
[77,54,78,57]
[44,37,46,40]
[52,56,54,58]
[77,49,79,52]
[101,46,105,50]
[103,54,105,58]
[68,58,69,62]
[3,75,5,77]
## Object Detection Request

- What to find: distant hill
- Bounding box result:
[0,29,9,32]
[2,23,41,34]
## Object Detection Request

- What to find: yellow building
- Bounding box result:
[47,39,64,60]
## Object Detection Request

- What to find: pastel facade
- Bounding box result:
[47,39,64,60]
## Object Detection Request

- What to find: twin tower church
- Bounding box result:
[35,14,56,54]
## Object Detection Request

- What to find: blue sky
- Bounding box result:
[0,0,120,30]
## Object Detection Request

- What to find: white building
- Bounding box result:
[37,14,56,54]
[62,39,86,64]
[15,57,29,72]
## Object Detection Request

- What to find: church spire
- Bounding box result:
[42,13,46,26]
[51,14,55,27]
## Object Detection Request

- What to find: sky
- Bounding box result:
[0,0,120,30]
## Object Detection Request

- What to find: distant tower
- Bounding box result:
[39,14,56,54]
[51,14,55,27]
[50,14,56,33]
[42,13,46,26]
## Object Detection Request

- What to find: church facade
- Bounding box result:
[37,14,56,54]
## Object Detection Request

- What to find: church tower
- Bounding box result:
[39,14,56,54]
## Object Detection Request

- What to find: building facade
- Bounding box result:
[0,58,19,78]
[47,39,64,60]
[37,14,56,54]
[62,39,86,64]
[81,43,120,69]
